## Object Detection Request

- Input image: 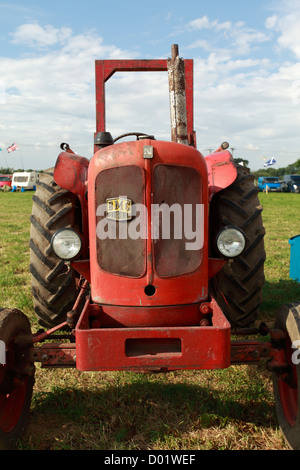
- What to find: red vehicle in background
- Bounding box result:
[0,174,12,190]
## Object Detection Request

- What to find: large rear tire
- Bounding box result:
[272,302,300,450]
[29,169,81,328]
[209,165,266,327]
[0,308,34,450]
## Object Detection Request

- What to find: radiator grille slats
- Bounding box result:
[95,164,202,278]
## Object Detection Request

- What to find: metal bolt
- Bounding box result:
[199,303,211,314]
[199,318,210,327]
[251,350,260,358]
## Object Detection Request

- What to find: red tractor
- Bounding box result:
[0,45,299,450]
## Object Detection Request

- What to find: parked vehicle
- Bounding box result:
[281,174,300,193]
[0,175,12,190]
[257,176,281,192]
[11,172,39,191]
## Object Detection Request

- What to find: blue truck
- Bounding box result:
[257,176,281,192]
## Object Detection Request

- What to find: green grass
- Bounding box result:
[0,192,34,316]
[258,192,300,319]
[1,190,300,450]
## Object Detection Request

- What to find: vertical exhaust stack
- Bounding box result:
[167,44,189,145]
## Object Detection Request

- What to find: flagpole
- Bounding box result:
[19,149,24,170]
[0,150,9,169]
[6,143,24,170]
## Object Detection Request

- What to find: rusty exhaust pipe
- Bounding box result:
[167,44,188,145]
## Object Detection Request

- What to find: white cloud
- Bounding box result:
[11,23,72,48]
[172,10,300,168]
[0,23,170,170]
[265,1,300,58]
[230,27,270,55]
[265,14,278,30]
[187,16,231,32]
[193,55,300,167]
[186,15,270,56]
[0,25,137,169]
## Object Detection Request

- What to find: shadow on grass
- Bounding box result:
[23,370,277,450]
[260,279,300,321]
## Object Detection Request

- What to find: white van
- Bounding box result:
[12,172,39,191]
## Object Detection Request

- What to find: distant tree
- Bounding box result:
[253,158,300,179]
[15,168,36,172]
[0,167,42,174]
[285,158,300,174]
[0,167,14,175]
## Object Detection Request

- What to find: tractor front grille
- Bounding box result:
[153,164,202,276]
[95,164,202,278]
[95,165,146,277]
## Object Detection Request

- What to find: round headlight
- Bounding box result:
[51,228,82,260]
[216,227,246,258]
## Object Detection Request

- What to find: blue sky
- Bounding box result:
[1,0,300,171]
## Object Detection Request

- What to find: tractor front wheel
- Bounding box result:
[0,308,34,450]
[209,164,266,328]
[29,169,81,328]
[273,302,300,450]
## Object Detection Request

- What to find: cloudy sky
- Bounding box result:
[0,0,300,171]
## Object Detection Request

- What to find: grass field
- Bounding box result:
[0,190,300,450]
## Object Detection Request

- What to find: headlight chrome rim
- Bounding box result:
[51,228,82,261]
[216,226,246,258]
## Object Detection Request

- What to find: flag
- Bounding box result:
[7,143,18,153]
[264,157,276,167]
